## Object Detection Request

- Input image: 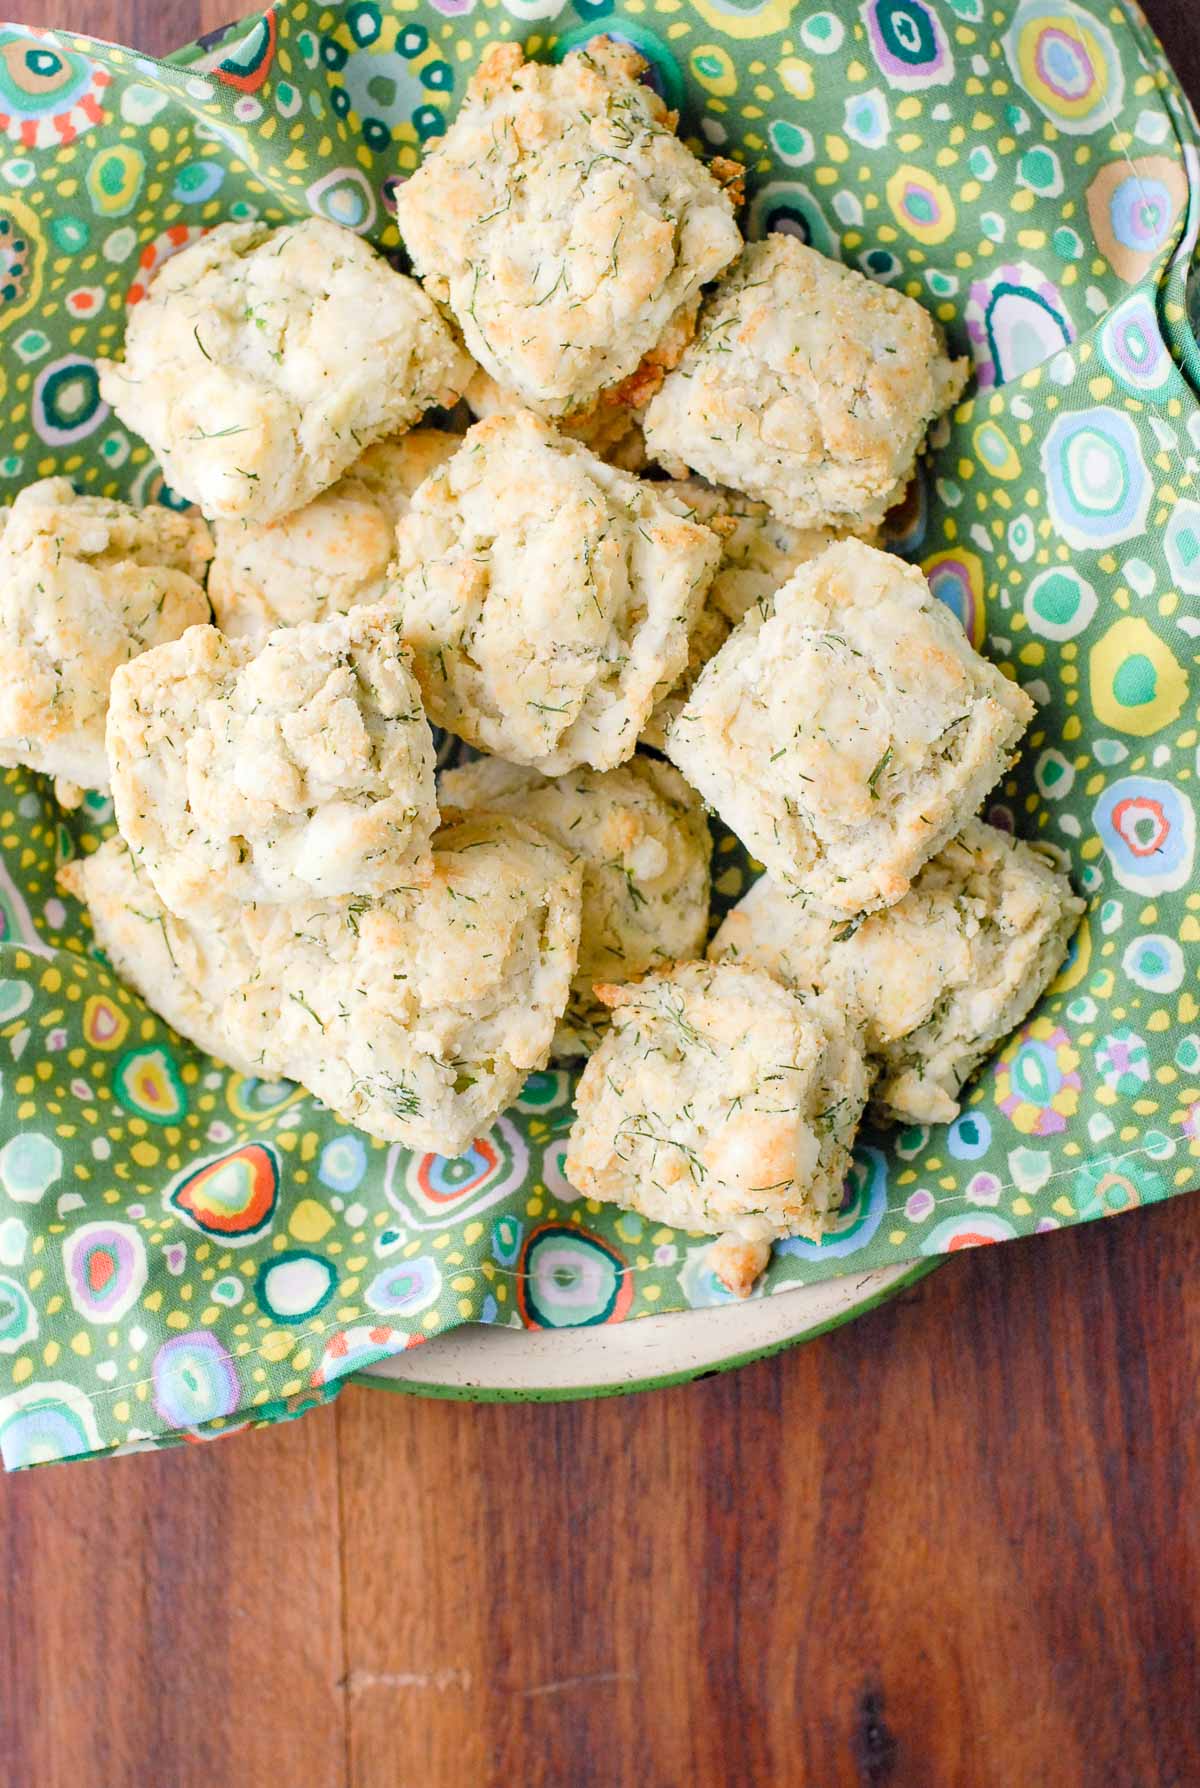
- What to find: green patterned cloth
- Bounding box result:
[0,0,1197,1466]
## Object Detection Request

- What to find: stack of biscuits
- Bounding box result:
[0,38,1083,1295]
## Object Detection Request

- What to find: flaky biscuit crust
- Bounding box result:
[707,1234,772,1299]
[644,234,967,530]
[642,477,871,746]
[61,817,583,1156]
[565,961,869,1242]
[439,751,712,1051]
[393,411,720,773]
[209,430,460,643]
[711,819,1083,1124]
[640,599,731,753]
[666,540,1034,915]
[665,477,877,626]
[107,606,438,919]
[0,478,211,795]
[57,839,261,1077]
[98,219,471,523]
[464,368,646,471]
[395,38,742,419]
[235,814,583,1156]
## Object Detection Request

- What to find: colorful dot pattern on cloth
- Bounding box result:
[0,0,1199,1464]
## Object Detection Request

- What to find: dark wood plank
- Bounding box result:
[1142,0,1200,108]
[339,1193,1200,1788]
[3,0,234,55]
[0,1404,347,1788]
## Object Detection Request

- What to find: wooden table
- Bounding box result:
[1,2,1198,1782]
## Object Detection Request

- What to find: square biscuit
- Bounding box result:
[395,38,742,421]
[237,813,583,1156]
[209,430,460,645]
[393,410,721,774]
[665,540,1034,916]
[710,820,1084,1124]
[58,838,262,1077]
[642,478,870,747]
[644,234,968,531]
[107,605,439,920]
[61,817,584,1157]
[564,961,870,1243]
[439,751,712,1053]
[0,478,211,804]
[99,219,471,524]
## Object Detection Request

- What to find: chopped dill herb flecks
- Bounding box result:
[188,424,248,442]
[133,906,177,969]
[289,991,325,1029]
[531,266,566,307]
[867,746,893,798]
[813,1098,849,1135]
[381,1072,421,1120]
[345,897,373,937]
[660,987,715,1054]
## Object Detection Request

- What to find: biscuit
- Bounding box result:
[439,751,712,1051]
[640,599,732,753]
[643,234,968,531]
[710,819,1084,1124]
[61,818,582,1156]
[464,368,646,471]
[395,38,742,420]
[707,1234,772,1299]
[0,478,211,803]
[107,605,438,919]
[209,430,460,643]
[57,839,262,1077]
[237,813,583,1156]
[667,478,876,626]
[666,540,1034,915]
[393,411,721,773]
[564,961,870,1242]
[641,479,868,747]
[98,219,471,523]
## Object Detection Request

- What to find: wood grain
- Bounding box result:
[0,4,1198,1786]
[338,1198,1200,1788]
[0,1404,346,1787]
[2,1,238,51]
